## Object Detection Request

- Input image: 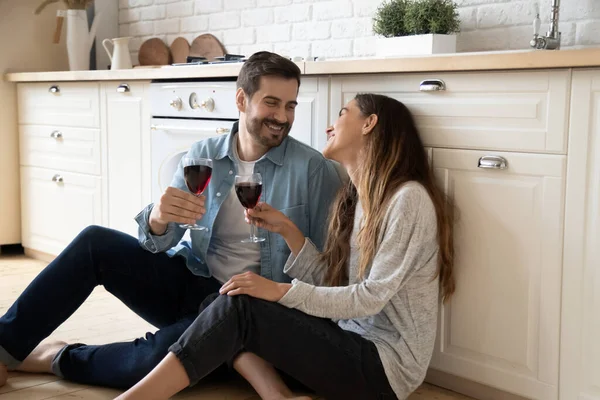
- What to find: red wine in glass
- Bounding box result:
[235,182,262,209]
[184,165,212,195]
[180,157,212,231]
[234,173,265,243]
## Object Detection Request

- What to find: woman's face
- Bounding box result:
[322,99,368,165]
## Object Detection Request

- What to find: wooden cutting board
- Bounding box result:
[189,34,226,61]
[170,37,190,64]
[138,38,171,66]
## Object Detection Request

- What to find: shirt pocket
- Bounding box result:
[280,204,308,236]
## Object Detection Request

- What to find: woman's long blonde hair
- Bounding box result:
[321,94,455,302]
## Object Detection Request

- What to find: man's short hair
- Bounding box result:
[236,51,301,99]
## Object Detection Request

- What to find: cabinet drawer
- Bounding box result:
[18,82,100,128]
[330,70,570,154]
[20,125,101,175]
[20,166,102,256]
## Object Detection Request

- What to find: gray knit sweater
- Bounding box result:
[278,181,440,400]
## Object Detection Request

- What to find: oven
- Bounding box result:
[149,80,239,203]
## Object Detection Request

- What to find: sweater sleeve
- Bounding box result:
[282,238,327,285]
[278,184,438,320]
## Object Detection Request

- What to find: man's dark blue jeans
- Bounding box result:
[0,225,221,389]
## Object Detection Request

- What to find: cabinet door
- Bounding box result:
[431,149,565,400]
[289,77,329,151]
[561,71,600,400]
[102,82,151,238]
[20,166,102,256]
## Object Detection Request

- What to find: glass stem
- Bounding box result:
[250,217,256,240]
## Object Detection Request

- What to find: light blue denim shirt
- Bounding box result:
[135,122,344,283]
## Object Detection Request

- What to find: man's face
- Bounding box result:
[240,76,299,149]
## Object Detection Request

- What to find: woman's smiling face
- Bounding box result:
[322,99,368,164]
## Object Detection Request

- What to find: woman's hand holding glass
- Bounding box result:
[245,203,306,256]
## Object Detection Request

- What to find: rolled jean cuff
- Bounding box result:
[0,345,21,370]
[169,342,200,387]
[51,343,83,379]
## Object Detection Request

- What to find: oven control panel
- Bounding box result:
[150,82,238,120]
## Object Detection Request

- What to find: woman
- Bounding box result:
[115,93,455,400]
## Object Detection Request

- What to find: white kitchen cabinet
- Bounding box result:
[431,148,566,400]
[289,77,329,151]
[560,70,600,400]
[101,81,151,238]
[17,83,104,257]
[18,82,100,128]
[20,166,102,256]
[330,71,570,154]
[19,125,101,176]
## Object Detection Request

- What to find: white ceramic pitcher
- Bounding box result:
[102,37,133,70]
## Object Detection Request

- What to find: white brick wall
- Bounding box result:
[119,0,600,61]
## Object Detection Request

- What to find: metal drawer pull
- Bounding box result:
[216,127,230,134]
[50,130,63,139]
[478,156,507,170]
[49,85,60,93]
[52,174,64,183]
[117,83,130,93]
[419,79,446,92]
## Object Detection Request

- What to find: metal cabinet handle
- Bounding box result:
[216,127,230,134]
[52,174,64,183]
[49,85,60,93]
[478,156,507,169]
[117,83,130,93]
[419,79,446,92]
[50,130,63,139]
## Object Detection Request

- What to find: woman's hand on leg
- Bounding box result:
[219,272,291,302]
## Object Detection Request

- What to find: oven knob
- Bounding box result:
[190,93,215,112]
[201,97,215,112]
[169,97,183,110]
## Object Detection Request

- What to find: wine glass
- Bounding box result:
[234,173,265,243]
[180,157,212,231]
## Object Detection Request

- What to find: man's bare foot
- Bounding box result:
[0,363,7,387]
[16,340,67,374]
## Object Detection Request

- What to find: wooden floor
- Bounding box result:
[0,254,475,400]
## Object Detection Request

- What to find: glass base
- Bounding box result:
[241,236,266,243]
[179,223,207,231]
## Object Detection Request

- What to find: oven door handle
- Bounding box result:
[151,124,230,135]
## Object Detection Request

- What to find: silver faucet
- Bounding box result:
[530,0,561,50]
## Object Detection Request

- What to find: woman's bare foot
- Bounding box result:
[16,340,67,374]
[0,363,7,387]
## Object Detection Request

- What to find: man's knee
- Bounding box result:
[75,225,114,245]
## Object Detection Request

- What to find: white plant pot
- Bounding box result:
[66,9,92,70]
[376,34,457,57]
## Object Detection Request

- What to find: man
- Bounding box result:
[0,51,343,389]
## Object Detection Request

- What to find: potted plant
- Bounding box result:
[373,0,461,57]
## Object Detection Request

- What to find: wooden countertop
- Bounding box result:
[4,47,600,82]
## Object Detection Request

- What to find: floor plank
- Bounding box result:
[0,255,474,400]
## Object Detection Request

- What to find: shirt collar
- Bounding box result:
[215,120,288,167]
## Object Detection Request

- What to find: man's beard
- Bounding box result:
[245,115,291,149]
